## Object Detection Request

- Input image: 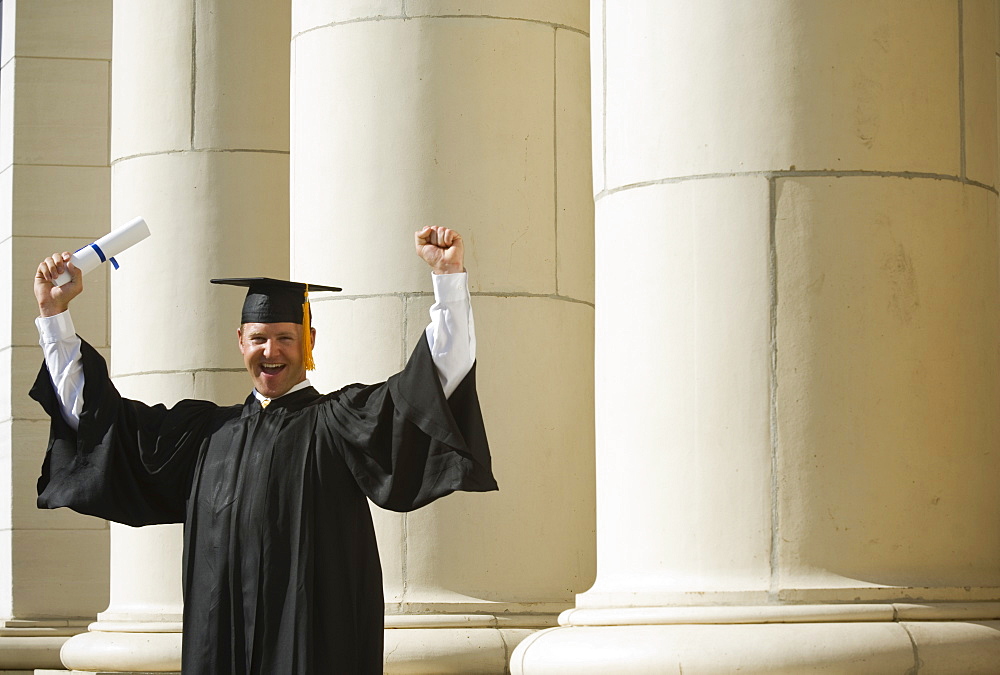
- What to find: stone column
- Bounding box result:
[291,1,595,672]
[514,0,1000,672]
[58,0,291,672]
[0,1,112,672]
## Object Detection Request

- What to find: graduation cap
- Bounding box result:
[211,277,342,371]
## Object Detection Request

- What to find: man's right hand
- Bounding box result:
[35,252,83,317]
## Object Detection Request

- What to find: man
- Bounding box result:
[30,227,497,674]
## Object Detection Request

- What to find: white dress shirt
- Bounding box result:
[37,272,476,430]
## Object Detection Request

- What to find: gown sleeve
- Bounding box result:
[319,333,497,512]
[30,337,220,527]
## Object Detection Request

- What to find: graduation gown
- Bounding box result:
[30,334,497,675]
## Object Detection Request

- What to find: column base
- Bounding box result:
[384,613,555,674]
[511,604,1000,674]
[57,622,181,673]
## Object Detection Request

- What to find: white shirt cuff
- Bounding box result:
[36,311,77,343]
[431,271,469,302]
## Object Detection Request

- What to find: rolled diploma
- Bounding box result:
[53,217,150,287]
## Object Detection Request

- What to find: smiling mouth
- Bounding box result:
[260,364,286,374]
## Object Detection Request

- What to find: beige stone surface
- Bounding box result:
[110,1,193,159]
[306,295,406,394]
[192,370,255,408]
[512,622,921,674]
[5,0,111,60]
[604,0,960,186]
[10,236,108,350]
[0,635,67,668]
[109,152,289,374]
[7,529,108,618]
[193,0,290,152]
[405,1,588,31]
[60,629,180,672]
[903,620,1000,672]
[292,18,556,295]
[963,0,999,187]
[292,0,403,35]
[555,29,594,304]
[401,295,595,603]
[8,166,110,240]
[10,58,109,167]
[587,177,772,600]
[775,177,1000,594]
[105,524,182,619]
[384,626,535,674]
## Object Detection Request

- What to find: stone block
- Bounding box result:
[555,29,594,304]
[11,58,109,167]
[293,0,402,35]
[109,151,289,374]
[11,236,108,350]
[604,0,960,186]
[405,0,589,32]
[292,18,556,295]
[963,0,999,187]
[193,0,290,152]
[402,295,595,602]
[110,1,193,159]
[9,165,110,240]
[7,0,111,60]
[9,528,108,618]
[774,177,1000,593]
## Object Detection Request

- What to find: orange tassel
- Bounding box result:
[302,286,316,371]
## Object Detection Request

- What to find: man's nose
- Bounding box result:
[262,340,277,358]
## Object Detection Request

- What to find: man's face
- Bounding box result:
[238,322,315,398]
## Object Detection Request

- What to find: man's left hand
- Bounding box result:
[415,226,465,274]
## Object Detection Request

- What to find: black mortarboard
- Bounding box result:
[211,277,342,371]
[210,277,342,324]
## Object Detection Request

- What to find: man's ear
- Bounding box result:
[310,326,316,345]
[237,326,246,354]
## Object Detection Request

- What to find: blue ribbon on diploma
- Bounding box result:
[77,243,120,270]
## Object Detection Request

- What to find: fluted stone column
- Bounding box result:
[58,1,291,672]
[291,1,595,672]
[514,1,1000,672]
[0,1,112,672]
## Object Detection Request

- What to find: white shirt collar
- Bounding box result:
[252,378,312,403]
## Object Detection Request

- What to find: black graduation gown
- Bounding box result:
[30,334,497,675]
